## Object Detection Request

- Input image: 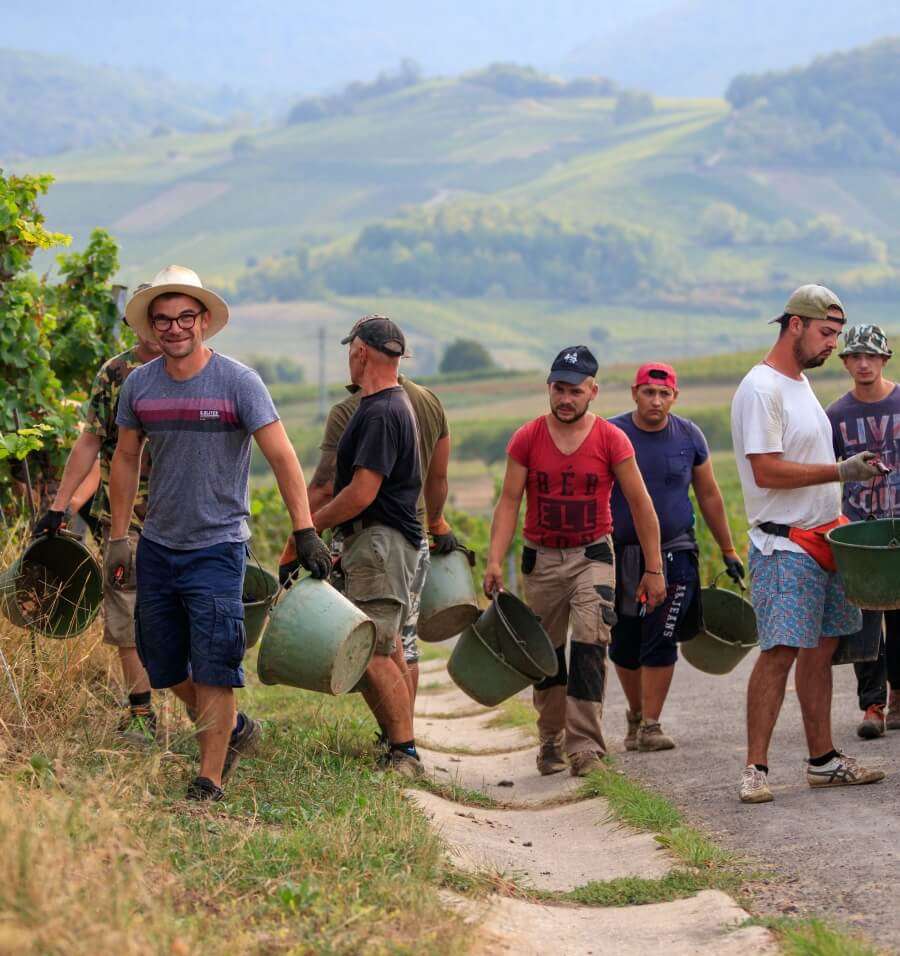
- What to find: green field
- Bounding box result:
[29,72,900,375]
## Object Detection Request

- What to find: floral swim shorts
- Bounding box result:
[748,545,861,651]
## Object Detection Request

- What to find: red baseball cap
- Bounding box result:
[634,362,678,390]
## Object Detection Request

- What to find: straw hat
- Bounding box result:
[124,265,229,341]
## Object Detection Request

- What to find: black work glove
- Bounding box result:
[32,509,66,538]
[724,554,745,586]
[293,528,332,580]
[279,558,301,589]
[431,529,460,555]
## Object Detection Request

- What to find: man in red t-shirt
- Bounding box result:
[485,346,666,776]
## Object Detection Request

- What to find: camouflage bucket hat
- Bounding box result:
[839,324,892,358]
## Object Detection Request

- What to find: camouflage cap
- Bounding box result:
[839,324,892,358]
[769,284,844,324]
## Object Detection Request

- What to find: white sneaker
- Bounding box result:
[739,765,773,804]
[806,753,885,788]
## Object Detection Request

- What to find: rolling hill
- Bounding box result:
[27,47,900,378]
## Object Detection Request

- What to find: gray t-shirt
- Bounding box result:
[116,352,279,549]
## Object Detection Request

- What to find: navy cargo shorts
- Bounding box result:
[610,550,699,670]
[134,536,247,689]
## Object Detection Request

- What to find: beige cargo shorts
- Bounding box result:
[101,526,139,648]
[342,523,420,656]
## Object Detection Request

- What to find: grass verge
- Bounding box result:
[484,696,538,738]
[744,917,883,956]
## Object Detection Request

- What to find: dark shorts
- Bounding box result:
[134,536,247,689]
[610,550,699,670]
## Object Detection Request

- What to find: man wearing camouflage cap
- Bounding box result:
[730,285,885,803]
[32,283,161,741]
[827,324,900,739]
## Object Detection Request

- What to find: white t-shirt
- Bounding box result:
[730,363,841,554]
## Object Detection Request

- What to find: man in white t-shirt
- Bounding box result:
[730,284,886,804]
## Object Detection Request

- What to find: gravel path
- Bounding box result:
[604,650,900,951]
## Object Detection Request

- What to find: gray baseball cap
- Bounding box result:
[769,284,845,324]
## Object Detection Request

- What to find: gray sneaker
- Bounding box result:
[222,713,262,781]
[739,765,773,804]
[624,710,642,752]
[806,753,885,789]
[637,720,675,752]
[536,738,567,775]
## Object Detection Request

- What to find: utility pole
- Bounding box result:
[316,325,327,422]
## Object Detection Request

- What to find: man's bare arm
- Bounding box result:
[254,420,315,531]
[748,453,839,490]
[308,448,337,513]
[312,467,384,533]
[109,427,145,538]
[424,434,451,528]
[483,456,527,595]
[691,459,738,556]
[51,430,102,512]
[612,456,666,610]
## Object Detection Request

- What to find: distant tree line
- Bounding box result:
[234,205,671,304]
[724,38,900,166]
[700,203,887,263]
[464,63,615,99]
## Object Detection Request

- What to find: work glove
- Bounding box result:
[105,536,134,590]
[837,451,887,482]
[32,508,66,538]
[723,554,745,586]
[431,529,460,555]
[279,558,301,589]
[293,528,332,580]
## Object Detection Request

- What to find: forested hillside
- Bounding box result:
[0,49,251,159]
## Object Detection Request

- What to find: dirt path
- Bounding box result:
[412,660,777,954]
[603,650,900,951]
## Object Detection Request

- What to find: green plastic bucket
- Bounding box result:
[681,581,757,676]
[418,546,480,643]
[257,576,376,694]
[447,621,534,707]
[242,562,278,649]
[0,532,102,638]
[478,591,558,681]
[827,519,900,611]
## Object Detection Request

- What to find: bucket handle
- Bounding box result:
[710,568,747,594]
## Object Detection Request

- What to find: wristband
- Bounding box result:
[644,569,664,575]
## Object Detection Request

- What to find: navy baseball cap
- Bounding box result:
[547,345,599,385]
[340,315,407,357]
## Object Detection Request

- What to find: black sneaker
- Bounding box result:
[222,713,262,781]
[186,776,224,802]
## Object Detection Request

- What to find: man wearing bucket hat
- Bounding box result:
[285,315,425,778]
[484,346,666,777]
[295,352,456,722]
[730,285,885,804]
[608,362,744,752]
[32,282,161,741]
[826,325,900,740]
[109,266,331,802]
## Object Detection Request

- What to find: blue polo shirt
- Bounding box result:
[609,412,709,545]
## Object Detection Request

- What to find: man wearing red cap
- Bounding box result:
[484,346,666,777]
[609,363,743,752]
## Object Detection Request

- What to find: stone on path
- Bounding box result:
[409,789,671,890]
[417,711,534,754]
[472,891,778,955]
[415,688,490,718]
[420,746,584,807]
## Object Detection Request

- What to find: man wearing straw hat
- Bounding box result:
[108,266,331,802]
[282,315,426,778]
[33,283,160,741]
[826,325,900,740]
[484,345,666,777]
[730,284,885,804]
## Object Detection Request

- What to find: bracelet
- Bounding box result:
[644,569,664,575]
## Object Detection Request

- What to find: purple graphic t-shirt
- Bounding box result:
[826,384,900,521]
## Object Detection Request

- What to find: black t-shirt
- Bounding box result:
[334,385,423,547]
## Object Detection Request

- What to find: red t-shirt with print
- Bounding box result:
[507,415,634,548]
